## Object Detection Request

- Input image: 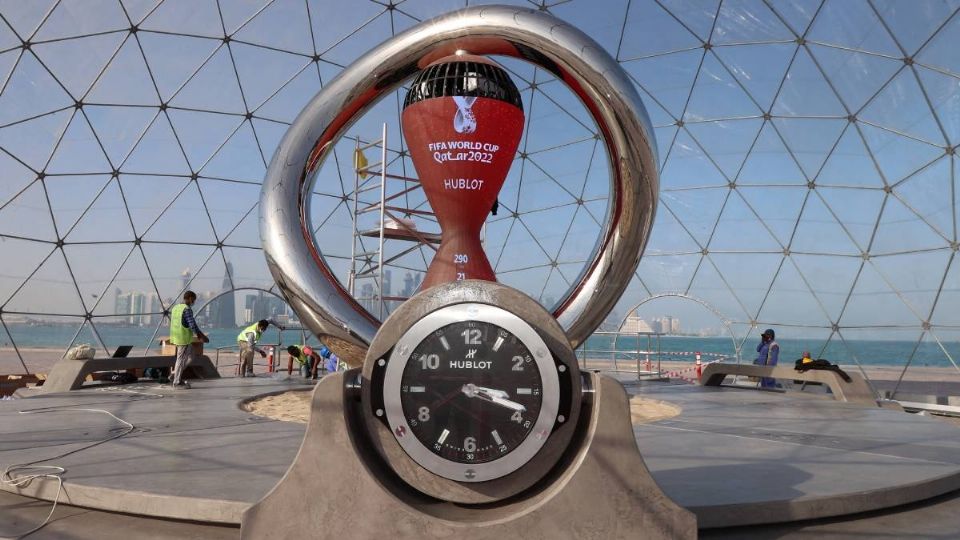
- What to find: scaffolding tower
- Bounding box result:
[348,124,440,319]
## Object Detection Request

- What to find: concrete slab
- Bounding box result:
[3,374,960,530]
[0,376,312,524]
[0,491,239,540]
[629,382,960,527]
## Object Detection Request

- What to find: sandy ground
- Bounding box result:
[243,390,314,423]
[243,389,682,425]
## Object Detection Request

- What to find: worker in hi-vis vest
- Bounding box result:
[168,290,209,389]
[237,319,271,377]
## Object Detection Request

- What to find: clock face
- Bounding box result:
[381,303,561,482]
[400,320,542,464]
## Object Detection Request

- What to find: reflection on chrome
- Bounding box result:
[260,5,658,365]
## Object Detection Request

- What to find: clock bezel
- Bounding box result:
[360,280,581,504]
[382,303,561,483]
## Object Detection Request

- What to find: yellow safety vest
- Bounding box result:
[169,304,193,346]
[237,323,262,344]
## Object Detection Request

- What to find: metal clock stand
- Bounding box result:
[241,283,696,539]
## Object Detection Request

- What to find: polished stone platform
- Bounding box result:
[2,374,960,533]
[627,379,960,528]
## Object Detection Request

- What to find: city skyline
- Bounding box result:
[0,1,958,373]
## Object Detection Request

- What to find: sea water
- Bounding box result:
[3,323,958,367]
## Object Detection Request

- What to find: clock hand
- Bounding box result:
[461,384,527,413]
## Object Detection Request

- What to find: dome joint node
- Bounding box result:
[807,181,816,189]
[883,185,893,193]
[783,248,791,256]
[728,181,736,189]
[922,321,932,330]
[796,37,806,46]
[861,251,870,261]
[847,114,856,123]
[701,247,709,255]
[762,112,772,121]
[832,323,840,332]
[903,56,914,65]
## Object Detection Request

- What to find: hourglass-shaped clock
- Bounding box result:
[401,53,524,290]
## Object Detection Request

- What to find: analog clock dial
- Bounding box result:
[399,320,542,464]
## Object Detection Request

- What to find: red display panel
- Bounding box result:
[402,94,524,290]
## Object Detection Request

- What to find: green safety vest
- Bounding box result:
[169,304,193,346]
[237,323,262,344]
[292,347,308,366]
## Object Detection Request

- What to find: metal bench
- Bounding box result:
[699,363,899,409]
[19,354,220,396]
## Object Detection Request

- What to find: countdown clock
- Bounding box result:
[362,281,581,503]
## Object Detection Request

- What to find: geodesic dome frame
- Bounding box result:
[0,0,957,389]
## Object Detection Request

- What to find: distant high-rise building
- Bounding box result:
[129,292,145,325]
[383,270,392,298]
[209,263,236,328]
[242,291,288,324]
[180,268,192,294]
[360,283,375,313]
[402,272,414,297]
[671,317,681,334]
[142,292,162,326]
[114,288,129,316]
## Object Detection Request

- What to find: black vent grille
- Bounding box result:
[403,60,523,110]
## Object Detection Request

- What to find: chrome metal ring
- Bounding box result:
[260,5,659,365]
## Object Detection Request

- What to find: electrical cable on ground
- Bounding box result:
[0,388,163,539]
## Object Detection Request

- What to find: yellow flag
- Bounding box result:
[353,148,369,179]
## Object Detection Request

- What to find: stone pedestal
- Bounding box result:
[241,370,696,539]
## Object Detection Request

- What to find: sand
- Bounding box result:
[243,390,314,423]
[243,389,682,425]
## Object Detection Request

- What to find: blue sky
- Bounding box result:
[0,0,958,369]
